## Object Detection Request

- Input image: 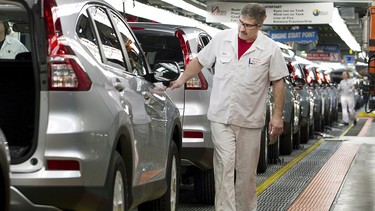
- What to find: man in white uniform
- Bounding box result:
[0,16,28,59]
[170,3,288,211]
[338,70,357,125]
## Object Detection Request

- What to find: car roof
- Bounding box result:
[129,22,207,34]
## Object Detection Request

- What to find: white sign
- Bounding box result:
[206,2,333,25]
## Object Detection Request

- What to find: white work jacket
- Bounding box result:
[0,36,28,59]
[339,78,355,98]
[197,29,288,128]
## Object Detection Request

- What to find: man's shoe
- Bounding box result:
[341,121,349,126]
[353,119,357,126]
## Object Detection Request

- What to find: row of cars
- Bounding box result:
[257,45,342,175]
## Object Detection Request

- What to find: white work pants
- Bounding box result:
[211,121,261,211]
[340,95,355,123]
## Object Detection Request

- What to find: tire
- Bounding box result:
[323,107,329,128]
[314,114,322,132]
[107,151,127,211]
[300,121,309,144]
[194,169,215,204]
[279,121,293,155]
[309,119,315,139]
[324,110,330,126]
[0,129,10,211]
[293,124,301,149]
[257,125,268,173]
[140,142,180,211]
[0,153,10,211]
[268,136,279,164]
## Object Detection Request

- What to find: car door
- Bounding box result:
[87,6,169,185]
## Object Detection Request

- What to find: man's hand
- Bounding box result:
[270,78,285,141]
[169,79,185,90]
[268,116,284,141]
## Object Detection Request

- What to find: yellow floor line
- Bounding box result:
[340,124,354,138]
[357,111,375,117]
[256,139,324,196]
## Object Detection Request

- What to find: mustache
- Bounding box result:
[240,31,247,35]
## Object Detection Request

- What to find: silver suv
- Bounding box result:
[129,22,215,204]
[0,0,182,210]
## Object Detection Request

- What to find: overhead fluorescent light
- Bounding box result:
[121,0,220,36]
[160,0,235,29]
[329,8,361,51]
[161,0,206,17]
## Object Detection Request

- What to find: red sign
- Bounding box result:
[306,52,339,62]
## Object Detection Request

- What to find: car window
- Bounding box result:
[77,11,101,62]
[110,11,147,76]
[88,6,125,68]
[198,33,211,52]
[132,32,183,68]
[0,21,30,60]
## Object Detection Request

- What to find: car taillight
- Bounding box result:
[186,72,208,90]
[175,30,207,90]
[324,74,331,84]
[288,62,298,80]
[306,76,312,84]
[302,66,312,84]
[44,0,92,91]
[175,29,193,68]
[48,56,92,91]
[315,69,323,85]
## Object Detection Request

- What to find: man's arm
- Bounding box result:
[169,57,203,90]
[269,78,285,140]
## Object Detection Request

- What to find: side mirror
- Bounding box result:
[152,60,181,82]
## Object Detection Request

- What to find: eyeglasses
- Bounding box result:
[238,19,259,30]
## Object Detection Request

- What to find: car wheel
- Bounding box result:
[279,121,293,155]
[268,136,280,164]
[324,109,331,126]
[314,114,322,132]
[257,125,268,173]
[293,123,301,149]
[0,152,10,211]
[0,129,10,211]
[140,142,180,211]
[309,119,315,139]
[194,169,215,204]
[107,151,127,211]
[300,120,310,144]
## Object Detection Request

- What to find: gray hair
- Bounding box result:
[240,3,266,24]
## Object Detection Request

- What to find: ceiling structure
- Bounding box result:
[141,0,372,56]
